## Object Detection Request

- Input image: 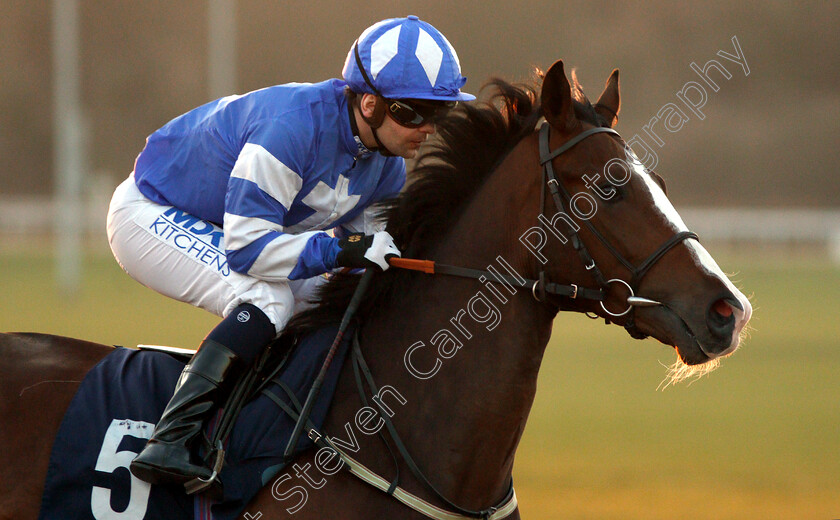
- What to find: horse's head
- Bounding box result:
[535,60,752,367]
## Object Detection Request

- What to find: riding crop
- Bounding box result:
[283,267,376,460]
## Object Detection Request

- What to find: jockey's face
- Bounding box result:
[376,109,436,159]
[357,93,438,159]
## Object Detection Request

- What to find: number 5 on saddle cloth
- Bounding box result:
[37,324,353,520]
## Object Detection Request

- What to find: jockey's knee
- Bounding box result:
[225,278,296,335]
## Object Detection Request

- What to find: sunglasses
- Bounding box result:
[384,98,457,128]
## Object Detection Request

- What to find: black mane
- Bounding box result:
[286,74,605,335]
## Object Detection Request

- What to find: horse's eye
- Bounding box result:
[599,184,621,202]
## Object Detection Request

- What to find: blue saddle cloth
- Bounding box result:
[38,325,350,520]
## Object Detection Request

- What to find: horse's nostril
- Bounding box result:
[712,299,733,318]
[707,298,736,339]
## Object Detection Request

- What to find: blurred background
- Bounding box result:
[1,1,838,519]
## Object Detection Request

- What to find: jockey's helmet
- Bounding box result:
[342,16,475,102]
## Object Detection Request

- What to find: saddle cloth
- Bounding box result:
[38,325,350,520]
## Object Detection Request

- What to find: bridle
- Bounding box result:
[388,121,699,340]
[537,121,699,339]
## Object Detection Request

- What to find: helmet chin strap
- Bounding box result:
[351,41,398,158]
[369,128,396,158]
[357,95,396,157]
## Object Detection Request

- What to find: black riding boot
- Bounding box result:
[129,339,241,486]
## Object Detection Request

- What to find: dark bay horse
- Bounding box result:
[0,60,751,519]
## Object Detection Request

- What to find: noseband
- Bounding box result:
[537,122,698,339]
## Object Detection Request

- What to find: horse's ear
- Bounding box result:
[594,69,620,128]
[541,60,578,132]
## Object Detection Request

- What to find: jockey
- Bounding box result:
[106,16,474,487]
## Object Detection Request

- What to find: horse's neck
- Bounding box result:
[361,141,556,507]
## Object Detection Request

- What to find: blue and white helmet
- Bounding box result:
[342,16,475,102]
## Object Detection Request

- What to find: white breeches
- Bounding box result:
[106,175,325,333]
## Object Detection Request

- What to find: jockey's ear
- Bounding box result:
[359,93,386,128]
[594,69,621,128]
[359,93,378,119]
[540,60,578,134]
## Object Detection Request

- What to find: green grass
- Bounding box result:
[1,245,838,519]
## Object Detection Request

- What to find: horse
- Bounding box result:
[0,60,751,519]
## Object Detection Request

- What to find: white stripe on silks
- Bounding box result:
[286,175,361,233]
[415,28,444,86]
[230,143,302,210]
[370,25,402,80]
[314,175,361,217]
[247,229,322,281]
[223,213,281,253]
[300,179,341,211]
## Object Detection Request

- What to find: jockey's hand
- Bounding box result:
[335,231,401,271]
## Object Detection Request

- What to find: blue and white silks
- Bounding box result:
[133,79,405,282]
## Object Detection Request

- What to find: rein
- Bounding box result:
[389,258,603,302]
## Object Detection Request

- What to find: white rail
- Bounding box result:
[2,198,839,254]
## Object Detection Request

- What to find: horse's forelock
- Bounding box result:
[568,69,612,128]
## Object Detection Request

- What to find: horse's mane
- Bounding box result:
[286,72,606,335]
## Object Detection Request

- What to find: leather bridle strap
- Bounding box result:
[539,124,699,285]
[537,125,621,301]
[322,440,518,520]
[389,258,604,302]
[434,262,605,301]
[630,229,699,287]
[540,126,622,164]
